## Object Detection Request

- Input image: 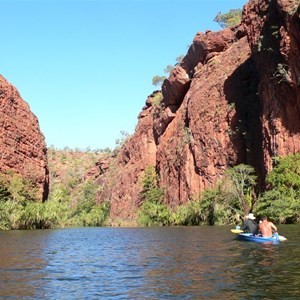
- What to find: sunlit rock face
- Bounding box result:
[95,0,300,223]
[243,0,300,173]
[0,75,49,201]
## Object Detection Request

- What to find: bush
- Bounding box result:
[0,171,38,205]
[151,92,163,106]
[152,75,166,87]
[138,166,171,226]
[18,202,48,229]
[255,190,300,223]
[0,175,110,230]
[171,200,204,226]
[0,200,48,230]
[69,201,110,227]
[138,200,171,226]
[267,153,300,192]
[0,201,22,230]
[224,164,257,214]
[255,154,300,223]
[194,183,242,225]
[214,9,242,28]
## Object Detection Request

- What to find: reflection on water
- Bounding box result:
[0,230,49,298]
[0,225,300,299]
[225,226,300,299]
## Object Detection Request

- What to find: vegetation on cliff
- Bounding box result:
[1,148,300,229]
[152,55,184,87]
[138,166,170,226]
[0,148,110,230]
[255,154,300,223]
[137,154,300,226]
[137,164,257,226]
[2,3,300,230]
[213,9,242,28]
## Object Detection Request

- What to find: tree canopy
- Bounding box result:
[214,9,242,28]
[152,75,167,87]
[255,154,300,223]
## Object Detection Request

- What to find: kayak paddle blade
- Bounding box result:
[231,229,244,234]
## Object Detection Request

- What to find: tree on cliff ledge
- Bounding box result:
[214,9,242,28]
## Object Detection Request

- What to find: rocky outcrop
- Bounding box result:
[157,36,259,205]
[96,0,300,222]
[96,104,157,223]
[0,75,49,201]
[243,0,300,173]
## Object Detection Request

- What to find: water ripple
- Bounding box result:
[1,226,300,299]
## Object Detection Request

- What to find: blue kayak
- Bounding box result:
[236,233,282,243]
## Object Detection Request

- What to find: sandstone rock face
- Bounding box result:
[243,0,300,173]
[0,75,49,201]
[157,37,259,205]
[97,104,157,223]
[98,0,300,222]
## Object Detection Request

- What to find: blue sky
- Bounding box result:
[0,0,246,150]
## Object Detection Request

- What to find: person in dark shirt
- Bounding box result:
[241,213,258,235]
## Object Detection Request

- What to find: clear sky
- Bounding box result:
[0,0,246,150]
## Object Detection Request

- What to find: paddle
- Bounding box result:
[277,234,287,241]
[231,229,244,234]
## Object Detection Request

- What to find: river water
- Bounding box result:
[0,225,299,299]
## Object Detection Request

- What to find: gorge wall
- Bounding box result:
[95,0,300,223]
[0,75,49,201]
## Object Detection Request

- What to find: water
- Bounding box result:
[0,225,300,299]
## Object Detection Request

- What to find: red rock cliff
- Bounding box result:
[97,0,300,223]
[243,0,300,173]
[0,75,49,201]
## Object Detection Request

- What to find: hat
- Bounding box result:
[247,213,256,220]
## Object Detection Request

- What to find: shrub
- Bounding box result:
[255,154,300,223]
[171,200,204,226]
[152,75,166,87]
[267,153,300,192]
[196,182,242,225]
[271,63,294,85]
[224,164,257,214]
[138,166,171,226]
[0,201,22,230]
[151,92,163,106]
[255,190,300,223]
[214,9,242,28]
[69,201,110,227]
[138,200,171,227]
[19,202,48,229]
[0,171,38,204]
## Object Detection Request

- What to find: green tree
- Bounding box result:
[115,131,130,148]
[171,177,243,226]
[138,166,170,226]
[255,190,299,223]
[151,92,163,106]
[225,164,257,215]
[214,9,242,28]
[152,54,184,87]
[140,166,163,203]
[164,64,174,75]
[152,75,167,87]
[197,179,242,225]
[256,154,300,223]
[0,171,37,204]
[267,153,300,192]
